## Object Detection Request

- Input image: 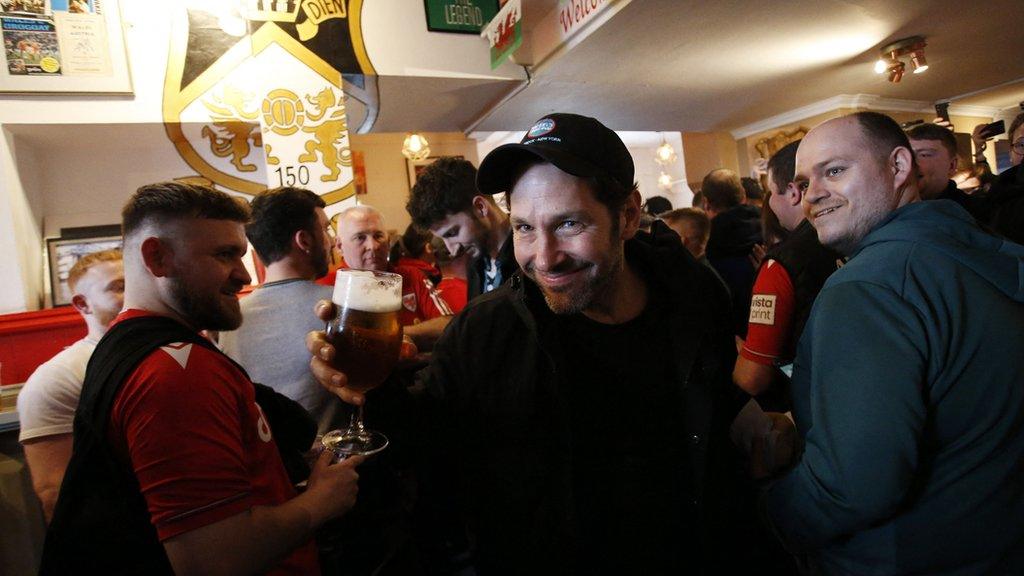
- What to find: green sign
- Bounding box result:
[424,0,500,34]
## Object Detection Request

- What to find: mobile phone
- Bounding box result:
[935,102,950,122]
[978,120,1005,140]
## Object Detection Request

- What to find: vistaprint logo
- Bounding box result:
[528,118,556,138]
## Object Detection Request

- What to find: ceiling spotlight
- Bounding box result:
[887,60,906,83]
[910,50,928,73]
[876,36,928,83]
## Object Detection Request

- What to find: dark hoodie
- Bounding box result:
[764,200,1024,575]
[706,204,763,336]
[417,222,756,575]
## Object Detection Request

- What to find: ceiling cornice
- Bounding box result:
[730,94,1001,140]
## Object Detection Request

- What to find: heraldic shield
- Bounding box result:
[163,1,374,205]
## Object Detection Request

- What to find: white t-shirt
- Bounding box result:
[17,337,97,442]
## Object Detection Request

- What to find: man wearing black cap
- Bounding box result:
[311,114,762,574]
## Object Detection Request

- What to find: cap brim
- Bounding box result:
[476,142,609,195]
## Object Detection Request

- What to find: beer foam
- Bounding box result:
[332,270,403,312]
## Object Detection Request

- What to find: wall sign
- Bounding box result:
[423,0,499,34]
[0,0,131,94]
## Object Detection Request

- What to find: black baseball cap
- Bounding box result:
[476,113,634,194]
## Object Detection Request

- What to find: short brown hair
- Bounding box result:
[123,182,249,238]
[767,140,800,196]
[701,169,744,211]
[661,207,710,245]
[906,122,957,157]
[67,249,122,293]
[1009,112,1024,142]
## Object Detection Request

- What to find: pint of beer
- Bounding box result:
[326,270,403,393]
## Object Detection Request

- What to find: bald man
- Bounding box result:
[325,206,453,348]
[762,112,1024,575]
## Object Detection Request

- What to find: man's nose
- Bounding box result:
[233,259,252,285]
[533,232,563,271]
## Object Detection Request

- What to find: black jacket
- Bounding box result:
[466,233,518,301]
[417,222,756,575]
[706,204,763,337]
[765,218,843,364]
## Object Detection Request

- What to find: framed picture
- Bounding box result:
[407,155,463,189]
[0,0,133,94]
[46,234,122,306]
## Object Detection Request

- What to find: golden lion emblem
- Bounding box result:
[201,86,263,173]
[298,87,350,182]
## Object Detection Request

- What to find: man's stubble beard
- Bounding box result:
[168,276,242,331]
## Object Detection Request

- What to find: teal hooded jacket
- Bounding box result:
[764,200,1024,575]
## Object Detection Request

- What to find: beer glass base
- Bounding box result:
[322,428,389,458]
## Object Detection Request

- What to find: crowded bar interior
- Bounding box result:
[1,1,1023,574]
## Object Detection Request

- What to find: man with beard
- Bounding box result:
[220,187,340,433]
[18,248,124,522]
[41,182,362,575]
[308,114,760,575]
[407,156,515,301]
[762,112,1024,574]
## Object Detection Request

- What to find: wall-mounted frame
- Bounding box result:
[46,234,122,307]
[0,0,132,94]
[407,155,463,189]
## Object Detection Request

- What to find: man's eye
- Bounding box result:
[558,220,582,231]
[825,167,845,178]
[514,224,533,233]
[797,181,809,192]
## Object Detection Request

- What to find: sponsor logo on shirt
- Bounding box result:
[159,343,193,369]
[749,294,776,325]
[254,402,273,443]
[402,292,417,312]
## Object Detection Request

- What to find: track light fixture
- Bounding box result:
[874,36,928,83]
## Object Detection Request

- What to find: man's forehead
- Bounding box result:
[796,119,863,170]
[341,211,383,232]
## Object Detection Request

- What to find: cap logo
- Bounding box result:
[527,118,556,138]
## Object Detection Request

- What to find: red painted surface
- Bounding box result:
[0,307,86,386]
[0,287,259,386]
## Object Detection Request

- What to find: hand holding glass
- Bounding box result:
[321,270,403,457]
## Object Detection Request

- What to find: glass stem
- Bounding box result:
[350,404,367,437]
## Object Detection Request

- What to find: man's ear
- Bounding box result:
[620,188,643,239]
[785,182,802,206]
[140,236,173,278]
[949,153,959,176]
[891,146,915,190]
[294,228,314,254]
[70,293,90,315]
[471,195,490,219]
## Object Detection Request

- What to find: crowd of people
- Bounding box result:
[15,108,1024,575]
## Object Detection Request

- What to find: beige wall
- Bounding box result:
[738,109,998,169]
[682,131,741,190]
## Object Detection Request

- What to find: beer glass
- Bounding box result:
[321,270,403,457]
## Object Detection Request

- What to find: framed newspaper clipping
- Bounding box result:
[0,0,132,94]
[46,233,122,307]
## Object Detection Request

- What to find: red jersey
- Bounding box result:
[437,277,468,314]
[107,310,319,575]
[740,260,796,366]
[319,265,454,326]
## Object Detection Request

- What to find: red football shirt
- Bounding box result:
[740,260,796,366]
[107,310,319,575]
[319,265,454,326]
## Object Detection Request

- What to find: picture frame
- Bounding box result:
[0,0,133,94]
[46,234,122,307]
[407,155,463,190]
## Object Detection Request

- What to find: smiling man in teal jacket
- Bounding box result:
[762,111,1024,575]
